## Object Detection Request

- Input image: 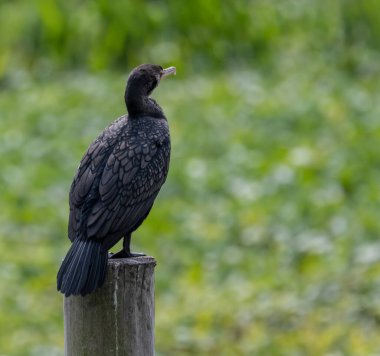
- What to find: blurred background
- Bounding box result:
[1,0,380,355]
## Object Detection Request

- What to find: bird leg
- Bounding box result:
[109,233,146,259]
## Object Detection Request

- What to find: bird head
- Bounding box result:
[126,64,176,97]
[125,64,176,118]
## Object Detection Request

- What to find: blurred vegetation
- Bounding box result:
[2,0,380,76]
[1,0,380,355]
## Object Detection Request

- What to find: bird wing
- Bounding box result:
[68,117,127,241]
[85,124,170,241]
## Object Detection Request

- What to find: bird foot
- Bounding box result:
[109,250,146,259]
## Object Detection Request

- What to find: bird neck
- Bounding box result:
[125,89,164,119]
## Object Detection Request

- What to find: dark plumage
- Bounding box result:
[57,64,176,296]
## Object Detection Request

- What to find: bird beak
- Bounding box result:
[161,66,176,78]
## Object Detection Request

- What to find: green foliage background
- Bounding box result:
[1,0,380,355]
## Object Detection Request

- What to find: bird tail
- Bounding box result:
[57,239,108,297]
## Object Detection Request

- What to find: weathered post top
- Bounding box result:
[64,256,156,356]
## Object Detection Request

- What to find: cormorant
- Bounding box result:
[57,64,176,297]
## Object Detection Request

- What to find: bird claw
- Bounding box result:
[109,250,146,259]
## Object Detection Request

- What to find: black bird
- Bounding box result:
[57,64,176,297]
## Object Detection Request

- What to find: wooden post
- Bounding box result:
[64,256,156,356]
